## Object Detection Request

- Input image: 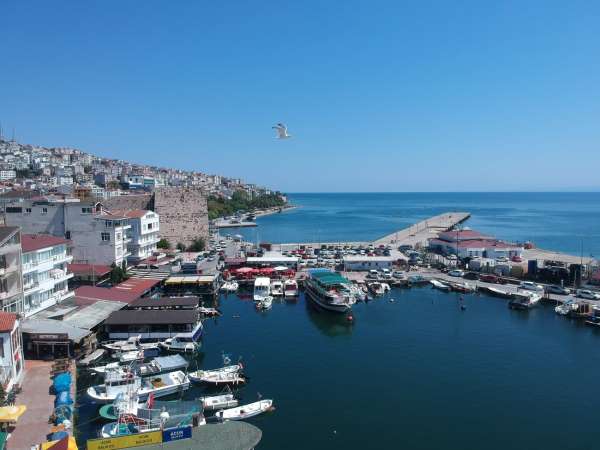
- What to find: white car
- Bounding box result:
[447,254,458,260]
[576,289,600,300]
[448,270,465,277]
[496,256,509,262]
[519,281,544,292]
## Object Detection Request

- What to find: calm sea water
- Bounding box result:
[77,289,600,450]
[233,192,600,256]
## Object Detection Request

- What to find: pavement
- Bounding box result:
[7,360,54,450]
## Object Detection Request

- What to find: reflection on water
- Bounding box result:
[304,294,354,337]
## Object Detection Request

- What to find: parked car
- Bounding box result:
[448,270,465,277]
[463,272,479,280]
[393,271,405,278]
[447,254,458,260]
[479,274,499,283]
[496,256,509,262]
[576,289,600,300]
[519,281,544,292]
[511,255,523,263]
[545,285,571,295]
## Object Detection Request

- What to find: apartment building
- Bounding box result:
[21,234,74,317]
[0,227,23,313]
[0,311,24,393]
[111,210,160,263]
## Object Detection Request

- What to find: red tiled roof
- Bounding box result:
[430,238,522,250]
[438,230,491,242]
[0,311,17,333]
[21,234,70,253]
[68,263,112,276]
[74,277,161,304]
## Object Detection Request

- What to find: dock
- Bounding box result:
[216,220,257,229]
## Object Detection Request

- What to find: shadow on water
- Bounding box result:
[304,295,354,337]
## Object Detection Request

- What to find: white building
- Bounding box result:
[428,229,524,260]
[3,197,131,267]
[0,170,16,181]
[0,227,23,313]
[111,210,160,263]
[343,255,395,271]
[0,311,24,393]
[21,234,74,317]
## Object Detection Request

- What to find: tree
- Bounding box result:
[157,238,171,250]
[187,237,206,252]
[176,242,186,252]
[110,262,128,284]
[0,384,6,406]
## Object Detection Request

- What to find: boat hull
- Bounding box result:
[305,287,351,313]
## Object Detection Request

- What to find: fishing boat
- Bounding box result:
[304,270,358,313]
[188,367,246,385]
[368,282,390,296]
[479,286,513,299]
[160,322,203,353]
[213,399,273,421]
[87,368,190,403]
[449,281,475,293]
[284,279,298,296]
[270,280,284,296]
[508,291,542,310]
[199,307,221,317]
[407,274,428,285]
[201,393,239,411]
[430,279,451,291]
[103,336,160,353]
[556,300,578,316]
[77,349,106,367]
[92,355,189,376]
[256,296,273,310]
[220,281,239,292]
[585,306,600,327]
[254,277,271,302]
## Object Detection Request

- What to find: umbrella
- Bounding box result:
[274,266,288,271]
[235,267,255,273]
[0,405,26,423]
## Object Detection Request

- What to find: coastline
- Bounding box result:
[253,204,298,218]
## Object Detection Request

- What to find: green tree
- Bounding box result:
[176,242,186,252]
[157,238,171,249]
[187,237,206,252]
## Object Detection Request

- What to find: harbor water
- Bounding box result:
[77,287,600,450]
[234,192,600,256]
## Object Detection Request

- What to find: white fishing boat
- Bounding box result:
[103,336,159,353]
[555,299,578,316]
[213,399,273,421]
[198,307,221,317]
[92,355,190,377]
[256,296,273,310]
[220,281,239,292]
[270,280,284,296]
[115,350,148,364]
[430,279,451,291]
[201,393,239,411]
[509,291,542,310]
[188,368,246,385]
[160,322,203,353]
[77,349,106,367]
[87,369,190,403]
[284,279,298,297]
[254,277,271,302]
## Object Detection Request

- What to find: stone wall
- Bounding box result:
[103,193,151,211]
[152,187,209,247]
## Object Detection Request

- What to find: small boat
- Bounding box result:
[199,307,221,317]
[407,275,428,285]
[449,281,475,293]
[270,280,284,296]
[160,322,203,353]
[201,393,239,411]
[103,336,160,353]
[254,277,271,302]
[430,279,451,291]
[284,279,298,297]
[555,299,578,316]
[480,286,513,299]
[87,369,190,403]
[188,368,246,385]
[256,296,273,310]
[78,349,106,367]
[508,292,542,310]
[220,281,239,292]
[92,355,190,376]
[368,282,388,296]
[213,399,273,421]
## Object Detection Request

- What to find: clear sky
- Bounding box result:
[1,1,599,192]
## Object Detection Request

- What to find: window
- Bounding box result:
[5,207,22,213]
[105,220,112,228]
[25,208,32,214]
[0,337,3,358]
[147,223,153,230]
[81,207,92,214]
[65,231,71,240]
[101,232,110,242]
[41,207,48,215]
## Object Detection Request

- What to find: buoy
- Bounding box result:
[346,315,354,322]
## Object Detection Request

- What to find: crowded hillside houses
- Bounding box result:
[0,136,275,394]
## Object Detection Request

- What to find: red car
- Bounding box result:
[511,255,523,262]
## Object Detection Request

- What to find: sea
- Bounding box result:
[75,193,600,450]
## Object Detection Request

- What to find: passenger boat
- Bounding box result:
[508,291,542,310]
[87,368,190,403]
[284,279,298,297]
[256,296,273,310]
[270,280,284,296]
[213,399,273,421]
[160,322,203,353]
[303,270,358,313]
[254,277,271,302]
[220,281,239,292]
[188,367,246,385]
[430,279,451,291]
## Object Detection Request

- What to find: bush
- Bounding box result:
[176,243,186,252]
[157,238,171,249]
[187,237,206,252]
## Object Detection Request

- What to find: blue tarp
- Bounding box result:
[53,372,72,393]
[55,390,73,407]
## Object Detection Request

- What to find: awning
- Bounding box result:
[39,436,78,450]
[274,266,289,271]
[0,405,26,422]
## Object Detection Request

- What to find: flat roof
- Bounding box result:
[68,263,112,277]
[105,309,197,325]
[21,318,91,343]
[247,256,299,263]
[129,297,199,308]
[165,275,217,285]
[62,300,127,330]
[74,277,161,303]
[343,255,396,262]
[21,234,70,253]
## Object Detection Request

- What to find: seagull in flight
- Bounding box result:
[272,123,291,139]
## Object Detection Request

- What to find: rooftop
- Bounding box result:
[0,311,17,333]
[105,309,197,325]
[21,234,70,253]
[67,263,112,277]
[74,277,161,304]
[21,318,91,342]
[129,296,199,309]
[107,209,152,219]
[0,226,20,246]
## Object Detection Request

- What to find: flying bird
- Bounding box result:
[272,123,291,139]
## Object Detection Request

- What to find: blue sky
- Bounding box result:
[1,1,599,192]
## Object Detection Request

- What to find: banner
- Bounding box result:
[87,430,162,450]
[162,426,192,442]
